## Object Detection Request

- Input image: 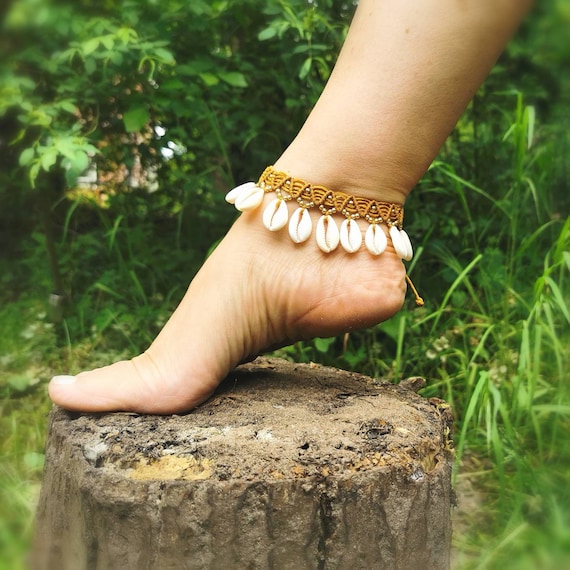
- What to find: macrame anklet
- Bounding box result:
[226,166,424,306]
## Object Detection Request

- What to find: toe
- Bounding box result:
[48,354,216,414]
[49,360,145,413]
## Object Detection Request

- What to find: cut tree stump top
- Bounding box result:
[63,358,451,482]
[33,357,454,570]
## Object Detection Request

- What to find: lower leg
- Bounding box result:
[48,0,531,413]
[275,0,531,202]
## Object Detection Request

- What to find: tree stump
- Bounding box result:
[32,358,454,570]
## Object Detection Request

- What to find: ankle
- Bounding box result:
[273,149,412,205]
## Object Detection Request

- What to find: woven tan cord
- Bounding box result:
[258,166,405,228]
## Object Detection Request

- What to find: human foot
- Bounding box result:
[49,174,408,414]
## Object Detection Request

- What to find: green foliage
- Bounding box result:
[0,0,351,193]
[0,0,352,346]
[2,3,169,186]
[0,1,569,569]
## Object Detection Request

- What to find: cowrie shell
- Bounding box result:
[340,219,362,253]
[262,198,289,231]
[316,215,340,253]
[399,229,413,261]
[365,223,387,256]
[225,181,256,204]
[234,185,264,212]
[288,207,312,243]
[389,225,410,259]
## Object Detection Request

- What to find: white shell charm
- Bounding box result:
[225,181,256,204]
[262,198,289,231]
[389,225,413,261]
[234,184,265,212]
[340,219,362,253]
[316,215,340,253]
[227,175,412,260]
[365,223,387,256]
[399,229,414,261]
[288,207,312,243]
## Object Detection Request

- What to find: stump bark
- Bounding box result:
[32,358,454,570]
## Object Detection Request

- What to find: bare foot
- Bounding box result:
[48,191,407,414]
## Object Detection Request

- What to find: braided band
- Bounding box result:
[257,166,405,229]
[225,166,413,261]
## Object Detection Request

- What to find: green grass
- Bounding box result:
[0,300,53,570]
[0,392,50,570]
[1,43,569,570]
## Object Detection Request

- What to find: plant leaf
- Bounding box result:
[123,106,149,132]
[314,337,334,353]
[258,27,277,41]
[219,72,248,88]
[299,57,312,80]
[19,147,35,167]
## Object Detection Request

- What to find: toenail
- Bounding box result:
[51,375,77,385]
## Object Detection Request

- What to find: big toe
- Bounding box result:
[48,353,215,414]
